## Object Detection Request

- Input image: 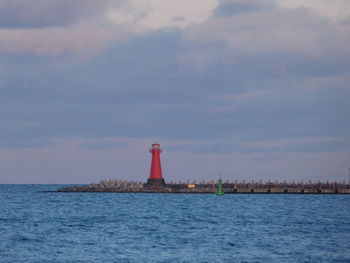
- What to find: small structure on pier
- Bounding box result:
[216,178,224,196]
[146,143,166,186]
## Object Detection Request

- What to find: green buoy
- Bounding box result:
[216,178,224,196]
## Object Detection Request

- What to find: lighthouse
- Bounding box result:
[147,143,165,186]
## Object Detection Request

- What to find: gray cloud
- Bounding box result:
[1,0,350,184]
[0,137,56,149]
[0,0,115,28]
[78,141,129,150]
[183,3,350,68]
[215,0,276,16]
[168,137,350,154]
[0,1,349,155]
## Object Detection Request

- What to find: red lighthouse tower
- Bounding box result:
[147,143,165,186]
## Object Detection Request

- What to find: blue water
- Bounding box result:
[0,185,349,263]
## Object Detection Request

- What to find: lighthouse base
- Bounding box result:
[146,178,166,187]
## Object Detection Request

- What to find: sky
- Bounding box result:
[0,0,349,184]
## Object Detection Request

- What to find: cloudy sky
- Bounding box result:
[0,0,349,184]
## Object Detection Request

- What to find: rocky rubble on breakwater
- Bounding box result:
[57,180,350,194]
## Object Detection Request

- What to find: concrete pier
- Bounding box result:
[57,180,350,194]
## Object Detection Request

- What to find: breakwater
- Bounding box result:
[57,180,350,194]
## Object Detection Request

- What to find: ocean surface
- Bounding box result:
[0,185,349,263]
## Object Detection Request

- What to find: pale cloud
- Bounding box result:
[184,12,319,54]
[218,90,268,102]
[244,137,349,149]
[107,0,219,29]
[1,137,348,183]
[1,0,350,58]
[293,75,350,97]
[278,0,350,19]
[0,0,219,56]
[182,5,350,67]
[210,90,269,113]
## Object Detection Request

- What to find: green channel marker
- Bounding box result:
[216,178,224,196]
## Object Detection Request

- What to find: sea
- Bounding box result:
[0,185,349,263]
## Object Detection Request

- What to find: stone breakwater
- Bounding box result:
[57,180,350,194]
